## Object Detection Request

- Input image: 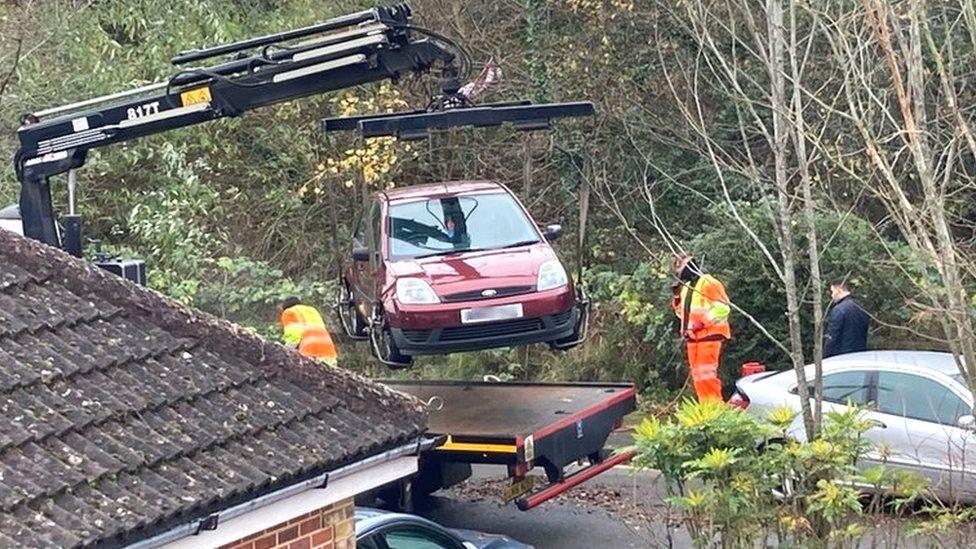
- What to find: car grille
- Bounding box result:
[441,285,535,303]
[441,317,544,341]
[402,330,433,343]
[401,310,575,344]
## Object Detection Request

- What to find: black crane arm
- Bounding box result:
[13,3,595,258]
[14,4,455,250]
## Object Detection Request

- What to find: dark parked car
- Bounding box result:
[336,180,586,367]
[355,507,532,549]
[0,204,23,236]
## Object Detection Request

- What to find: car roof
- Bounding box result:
[380,180,507,203]
[821,350,963,377]
[354,507,447,535]
[0,204,18,220]
[749,350,970,397]
[354,506,387,530]
[744,350,971,401]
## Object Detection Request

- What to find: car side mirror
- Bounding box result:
[958,414,976,431]
[351,246,371,262]
[542,224,563,241]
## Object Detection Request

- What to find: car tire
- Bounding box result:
[370,308,412,368]
[336,277,367,339]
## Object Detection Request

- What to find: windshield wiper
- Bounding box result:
[414,247,485,259]
[500,239,540,249]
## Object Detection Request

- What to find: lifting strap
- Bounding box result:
[576,158,591,283]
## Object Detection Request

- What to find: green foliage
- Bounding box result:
[632,401,927,548]
[1,0,359,335]
[198,255,332,338]
[692,201,910,362]
[908,505,976,542]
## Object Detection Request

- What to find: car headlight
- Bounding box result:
[537,260,569,291]
[396,278,440,304]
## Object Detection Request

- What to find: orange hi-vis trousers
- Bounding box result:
[686,339,724,402]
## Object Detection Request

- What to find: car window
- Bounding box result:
[387,193,539,259]
[377,526,459,549]
[368,201,382,252]
[875,371,969,425]
[810,371,870,405]
[357,536,382,549]
[353,211,367,247]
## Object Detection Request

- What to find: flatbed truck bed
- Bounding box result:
[384,380,637,510]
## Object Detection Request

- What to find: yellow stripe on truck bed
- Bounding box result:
[437,435,517,454]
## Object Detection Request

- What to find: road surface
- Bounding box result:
[415,465,691,549]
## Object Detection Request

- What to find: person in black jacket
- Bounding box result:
[824,278,869,358]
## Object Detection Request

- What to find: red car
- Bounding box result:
[336,180,586,367]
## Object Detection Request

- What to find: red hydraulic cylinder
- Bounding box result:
[515,450,637,511]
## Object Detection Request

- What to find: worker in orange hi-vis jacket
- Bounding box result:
[279,296,338,367]
[671,254,732,402]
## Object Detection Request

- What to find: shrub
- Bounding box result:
[632,401,925,548]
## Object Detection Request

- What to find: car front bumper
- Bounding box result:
[390,306,580,356]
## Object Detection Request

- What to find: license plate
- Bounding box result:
[501,477,534,503]
[461,303,523,324]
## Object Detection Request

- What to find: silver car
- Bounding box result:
[732,350,976,502]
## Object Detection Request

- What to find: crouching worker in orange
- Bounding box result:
[671,254,731,402]
[280,296,338,367]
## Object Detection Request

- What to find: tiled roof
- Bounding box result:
[0,230,426,548]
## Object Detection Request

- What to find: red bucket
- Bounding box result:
[741,361,766,377]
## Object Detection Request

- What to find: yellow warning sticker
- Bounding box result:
[180,87,212,107]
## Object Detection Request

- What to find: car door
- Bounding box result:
[367,198,386,302]
[786,370,871,442]
[803,369,872,416]
[351,199,382,318]
[358,524,466,549]
[863,370,976,502]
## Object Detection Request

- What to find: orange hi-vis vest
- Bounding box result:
[280,304,338,366]
[672,274,731,341]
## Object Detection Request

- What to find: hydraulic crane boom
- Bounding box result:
[13,3,594,257]
[15,4,446,252]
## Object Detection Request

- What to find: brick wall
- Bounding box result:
[220,498,355,549]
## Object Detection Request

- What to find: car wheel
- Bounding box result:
[335,277,367,339]
[369,308,412,368]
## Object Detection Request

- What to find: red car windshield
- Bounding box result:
[388,193,540,259]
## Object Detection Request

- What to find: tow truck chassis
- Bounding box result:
[385,380,636,510]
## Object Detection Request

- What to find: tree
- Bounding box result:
[621,0,836,437]
[816,0,976,392]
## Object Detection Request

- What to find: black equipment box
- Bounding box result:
[94,258,146,286]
